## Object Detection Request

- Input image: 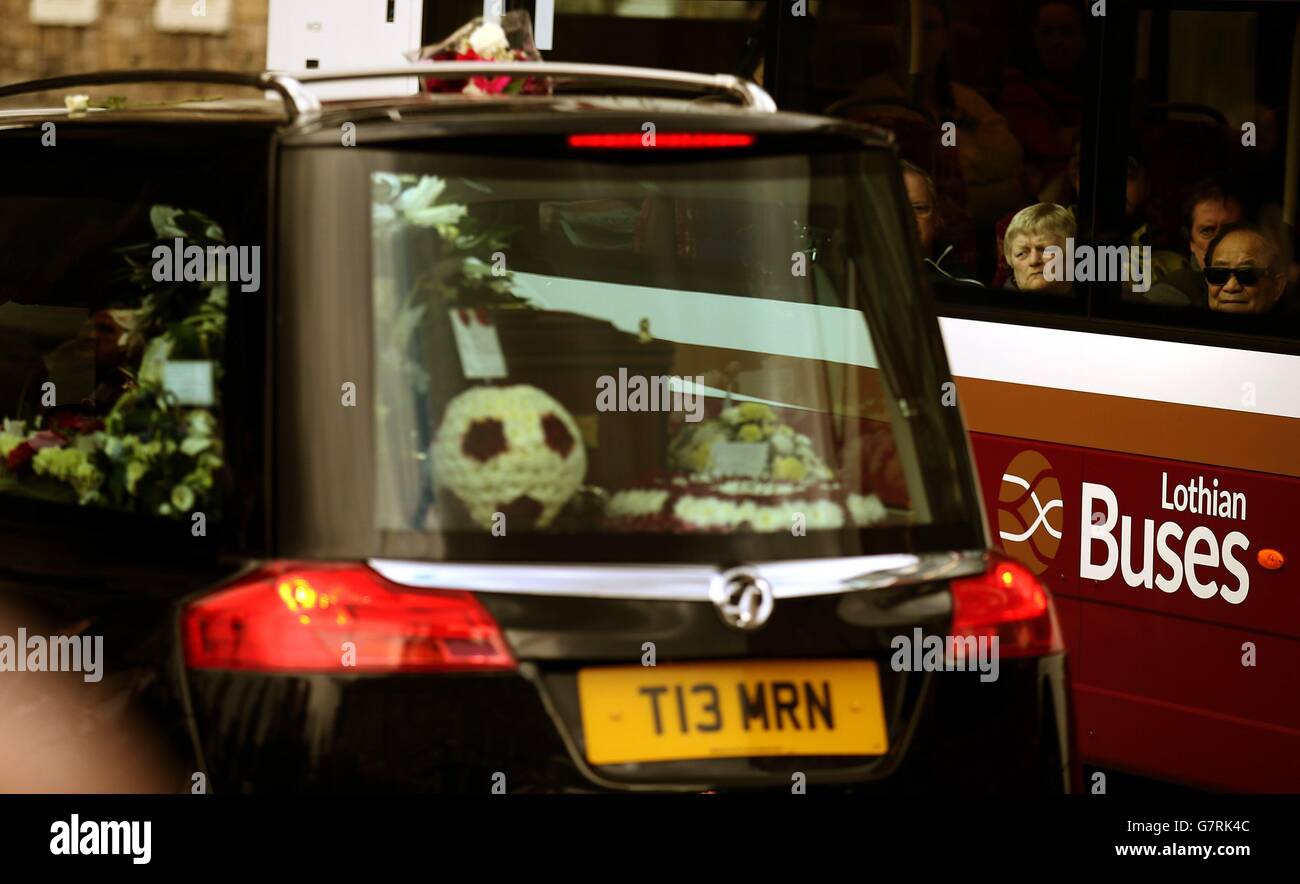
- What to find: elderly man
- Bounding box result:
[1203,224,1288,315]
[1146,178,1244,307]
[1002,202,1075,295]
[901,161,982,286]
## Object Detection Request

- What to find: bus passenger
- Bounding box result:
[1203,224,1290,316]
[1146,178,1244,307]
[901,161,982,286]
[1003,202,1075,295]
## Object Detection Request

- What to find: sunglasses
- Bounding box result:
[1204,265,1268,286]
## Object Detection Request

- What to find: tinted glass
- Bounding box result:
[0,129,266,524]
[348,146,975,559]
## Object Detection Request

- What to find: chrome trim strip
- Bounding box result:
[368,551,987,602]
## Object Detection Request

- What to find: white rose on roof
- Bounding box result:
[468,22,510,58]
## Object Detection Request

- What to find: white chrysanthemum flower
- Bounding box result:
[32,447,103,502]
[606,489,669,518]
[804,500,846,529]
[749,506,786,532]
[848,493,888,527]
[675,496,753,529]
[431,385,586,530]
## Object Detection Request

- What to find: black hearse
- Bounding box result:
[0,64,1073,792]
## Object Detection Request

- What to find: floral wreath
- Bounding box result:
[0,207,226,519]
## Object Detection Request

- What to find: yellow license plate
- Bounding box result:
[578,659,888,765]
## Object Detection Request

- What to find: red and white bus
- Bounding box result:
[930,0,1300,791]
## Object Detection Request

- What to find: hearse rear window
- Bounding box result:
[366,150,971,545]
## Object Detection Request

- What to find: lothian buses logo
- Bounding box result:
[996,451,1064,575]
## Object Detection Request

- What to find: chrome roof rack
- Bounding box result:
[0,62,775,127]
[288,62,778,119]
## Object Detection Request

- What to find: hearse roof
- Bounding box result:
[0,64,894,149]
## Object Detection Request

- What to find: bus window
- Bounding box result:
[805,1,1101,310]
[1092,2,1300,338]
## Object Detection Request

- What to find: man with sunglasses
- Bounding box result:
[1203,224,1288,315]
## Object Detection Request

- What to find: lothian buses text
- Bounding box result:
[1082,473,1250,605]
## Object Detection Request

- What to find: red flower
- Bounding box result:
[44,413,104,434]
[423,48,470,93]
[468,75,512,95]
[4,430,68,474]
[422,47,516,95]
[5,442,34,474]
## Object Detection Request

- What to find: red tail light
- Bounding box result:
[567,132,755,149]
[949,557,1062,658]
[182,563,515,673]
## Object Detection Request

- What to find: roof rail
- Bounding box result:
[0,63,776,126]
[273,62,778,121]
[0,69,321,123]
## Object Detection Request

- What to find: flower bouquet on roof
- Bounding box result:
[409,10,551,97]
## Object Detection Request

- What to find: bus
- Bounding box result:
[519,0,1300,791]
[934,0,1300,791]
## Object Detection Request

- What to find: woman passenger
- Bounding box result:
[1003,203,1075,295]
